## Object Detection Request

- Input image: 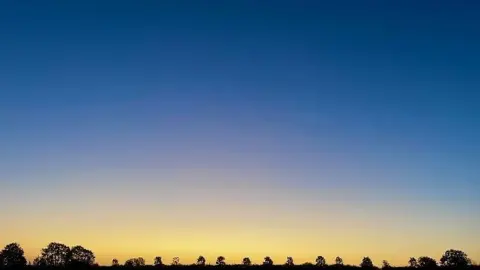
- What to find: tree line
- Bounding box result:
[0,242,475,268]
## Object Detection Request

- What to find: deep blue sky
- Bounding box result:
[1,0,479,264]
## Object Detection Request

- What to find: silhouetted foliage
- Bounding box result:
[361,257,374,268]
[418,257,437,268]
[316,256,327,267]
[124,259,135,267]
[242,258,252,266]
[69,245,95,266]
[32,256,47,267]
[197,256,206,266]
[408,258,418,268]
[263,257,274,266]
[125,257,145,267]
[440,249,471,267]
[154,257,163,266]
[0,243,27,267]
[40,242,71,267]
[3,241,478,270]
[216,256,226,266]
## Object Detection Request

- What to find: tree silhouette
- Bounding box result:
[125,257,145,267]
[440,249,471,267]
[197,256,206,266]
[112,259,119,266]
[316,256,327,266]
[335,257,344,266]
[242,257,252,266]
[172,257,180,266]
[216,256,226,266]
[285,257,294,266]
[32,256,47,267]
[263,256,273,266]
[361,257,374,268]
[418,257,437,268]
[382,260,391,269]
[39,242,71,266]
[0,243,27,267]
[69,245,95,266]
[409,258,418,268]
[124,259,135,267]
[154,256,163,266]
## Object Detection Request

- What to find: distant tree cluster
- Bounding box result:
[0,243,475,269]
[0,242,95,268]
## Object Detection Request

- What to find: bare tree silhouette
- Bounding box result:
[0,243,27,267]
[172,257,180,266]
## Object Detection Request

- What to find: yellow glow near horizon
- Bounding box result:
[2,171,480,266]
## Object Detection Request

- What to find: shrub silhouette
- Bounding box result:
[112,259,119,266]
[216,256,226,266]
[285,257,294,266]
[382,260,391,269]
[335,257,344,266]
[361,257,374,268]
[316,256,327,267]
[197,256,206,266]
[154,256,163,266]
[263,256,273,266]
[172,257,180,266]
[242,257,252,266]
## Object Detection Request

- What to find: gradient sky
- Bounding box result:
[1,0,479,266]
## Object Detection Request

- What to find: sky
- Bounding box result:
[1,0,479,266]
